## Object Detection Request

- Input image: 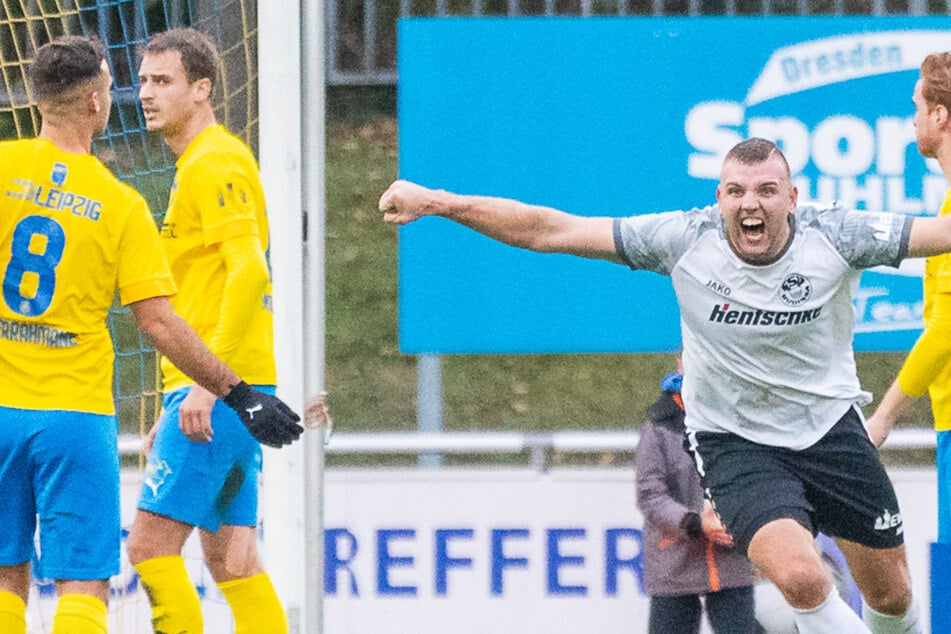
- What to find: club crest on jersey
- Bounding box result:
[779,273,812,306]
[51,162,67,187]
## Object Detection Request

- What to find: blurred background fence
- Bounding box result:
[2,0,942,453]
[327,0,951,86]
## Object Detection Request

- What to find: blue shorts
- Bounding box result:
[136,385,272,531]
[0,406,120,580]
[938,431,951,543]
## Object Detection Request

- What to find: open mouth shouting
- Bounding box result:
[740,216,766,239]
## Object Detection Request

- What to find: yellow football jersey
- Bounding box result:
[159,124,276,391]
[922,191,951,430]
[896,189,951,430]
[0,138,175,414]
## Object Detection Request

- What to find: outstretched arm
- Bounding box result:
[379,180,620,261]
[906,214,951,258]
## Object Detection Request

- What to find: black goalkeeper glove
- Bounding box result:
[224,381,304,448]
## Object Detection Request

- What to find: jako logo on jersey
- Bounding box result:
[874,509,903,535]
[779,273,812,306]
[708,304,822,326]
[705,279,732,296]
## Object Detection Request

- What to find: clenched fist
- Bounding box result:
[378,180,446,225]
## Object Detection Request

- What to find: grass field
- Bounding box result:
[322,86,935,464]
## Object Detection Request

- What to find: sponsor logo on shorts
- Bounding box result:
[874,509,903,535]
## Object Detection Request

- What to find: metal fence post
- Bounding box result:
[418,353,444,467]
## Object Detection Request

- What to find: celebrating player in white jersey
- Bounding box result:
[378,137,951,633]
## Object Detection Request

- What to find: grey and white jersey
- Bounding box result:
[614,203,912,449]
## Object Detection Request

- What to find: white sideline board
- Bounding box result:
[25,467,937,633]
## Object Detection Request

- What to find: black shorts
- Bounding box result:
[685,406,904,555]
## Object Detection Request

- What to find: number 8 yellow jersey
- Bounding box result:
[0,138,176,414]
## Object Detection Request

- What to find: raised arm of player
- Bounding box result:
[906,213,951,257]
[379,180,620,262]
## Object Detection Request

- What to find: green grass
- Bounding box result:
[323,87,935,452]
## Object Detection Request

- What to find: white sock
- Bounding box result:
[862,594,922,634]
[794,588,870,634]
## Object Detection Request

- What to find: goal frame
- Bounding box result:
[259,1,328,633]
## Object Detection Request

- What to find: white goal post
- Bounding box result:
[259,1,328,634]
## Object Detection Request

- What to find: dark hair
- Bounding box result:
[30,36,106,102]
[144,27,218,88]
[921,53,951,113]
[724,137,791,177]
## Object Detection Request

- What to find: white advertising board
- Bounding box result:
[320,467,937,634]
[24,466,938,633]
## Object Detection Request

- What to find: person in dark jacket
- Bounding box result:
[635,364,762,633]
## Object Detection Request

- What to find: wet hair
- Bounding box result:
[724,137,791,177]
[143,27,218,89]
[920,53,951,113]
[30,36,106,102]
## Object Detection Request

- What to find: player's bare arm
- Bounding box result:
[905,213,951,257]
[131,295,302,448]
[130,296,240,396]
[867,380,914,448]
[379,179,620,261]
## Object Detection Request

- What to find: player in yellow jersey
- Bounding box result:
[0,36,302,634]
[126,27,293,634]
[869,53,951,539]
[868,51,951,632]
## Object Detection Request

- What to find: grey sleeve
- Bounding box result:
[613,208,708,275]
[808,206,913,269]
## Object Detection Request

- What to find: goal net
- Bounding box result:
[0,1,258,631]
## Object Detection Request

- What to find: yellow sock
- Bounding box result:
[134,555,203,634]
[0,591,26,634]
[51,593,107,634]
[218,573,288,634]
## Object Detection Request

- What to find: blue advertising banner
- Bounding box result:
[397,17,951,353]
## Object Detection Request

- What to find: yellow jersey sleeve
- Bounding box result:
[118,196,178,305]
[896,189,951,429]
[188,158,261,246]
[897,292,951,397]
